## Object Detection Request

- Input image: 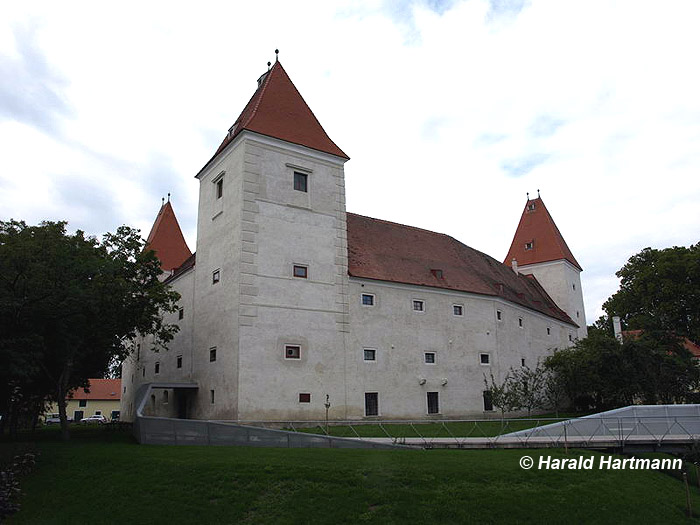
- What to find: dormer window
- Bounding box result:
[524,241,534,250]
[527,203,536,211]
[431,269,443,279]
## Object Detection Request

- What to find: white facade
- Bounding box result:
[121,126,582,422]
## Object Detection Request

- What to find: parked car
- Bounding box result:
[45,414,73,425]
[80,415,108,425]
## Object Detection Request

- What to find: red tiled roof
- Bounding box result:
[347,213,577,326]
[69,379,121,400]
[199,61,348,176]
[504,197,582,271]
[622,330,700,357]
[145,201,192,272]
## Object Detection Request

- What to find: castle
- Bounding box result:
[120,59,586,422]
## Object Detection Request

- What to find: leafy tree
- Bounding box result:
[0,220,179,439]
[604,244,700,342]
[483,372,520,421]
[510,362,547,417]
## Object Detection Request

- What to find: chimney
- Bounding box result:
[612,316,623,342]
[511,258,518,274]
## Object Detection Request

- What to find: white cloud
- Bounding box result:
[1,0,699,324]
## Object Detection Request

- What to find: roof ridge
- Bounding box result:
[238,62,276,131]
[346,212,452,239]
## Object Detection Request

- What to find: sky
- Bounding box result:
[2,0,699,324]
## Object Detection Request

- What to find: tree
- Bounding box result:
[604,244,700,342]
[0,220,180,439]
[483,372,520,421]
[509,362,547,417]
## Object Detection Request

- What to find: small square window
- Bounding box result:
[212,269,220,284]
[453,304,463,316]
[79,399,87,408]
[210,390,215,404]
[293,265,308,279]
[496,310,502,321]
[364,349,376,361]
[216,179,223,199]
[525,241,534,250]
[299,393,311,403]
[178,308,184,320]
[293,171,308,192]
[413,300,424,312]
[518,317,523,328]
[480,353,490,365]
[527,203,536,211]
[209,347,217,362]
[155,362,160,374]
[361,293,375,306]
[285,345,301,359]
[431,269,443,279]
[177,355,183,369]
[424,352,436,364]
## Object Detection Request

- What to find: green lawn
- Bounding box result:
[3,426,700,524]
[289,413,582,439]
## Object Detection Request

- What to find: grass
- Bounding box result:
[290,413,582,439]
[3,425,700,524]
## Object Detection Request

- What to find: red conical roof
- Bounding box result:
[145,201,192,272]
[504,197,582,271]
[200,61,348,175]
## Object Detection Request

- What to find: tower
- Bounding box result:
[191,58,351,420]
[504,196,587,339]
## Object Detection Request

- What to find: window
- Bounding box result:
[525,241,534,250]
[163,391,169,404]
[573,283,576,291]
[431,269,443,279]
[136,343,141,361]
[496,310,502,321]
[547,327,551,336]
[209,347,217,362]
[453,304,463,316]
[210,390,215,404]
[293,265,308,279]
[361,293,375,306]
[576,311,580,318]
[216,178,223,199]
[293,171,308,192]
[124,386,126,394]
[527,203,536,211]
[95,411,102,416]
[212,269,220,284]
[177,355,183,369]
[413,300,424,312]
[427,392,439,414]
[518,317,523,328]
[521,358,526,367]
[424,352,436,364]
[178,308,184,320]
[155,362,160,374]
[364,348,376,361]
[365,392,379,416]
[483,391,494,411]
[299,393,311,403]
[480,353,490,365]
[79,399,87,408]
[142,367,145,377]
[569,334,573,342]
[285,345,301,359]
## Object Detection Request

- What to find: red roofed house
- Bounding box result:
[121,59,585,422]
[45,379,122,423]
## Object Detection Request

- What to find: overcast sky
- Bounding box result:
[2,0,699,324]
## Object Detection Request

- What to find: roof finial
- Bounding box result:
[275,48,279,62]
[526,192,529,201]
[161,196,165,206]
[167,192,171,203]
[267,61,271,71]
[537,188,540,198]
